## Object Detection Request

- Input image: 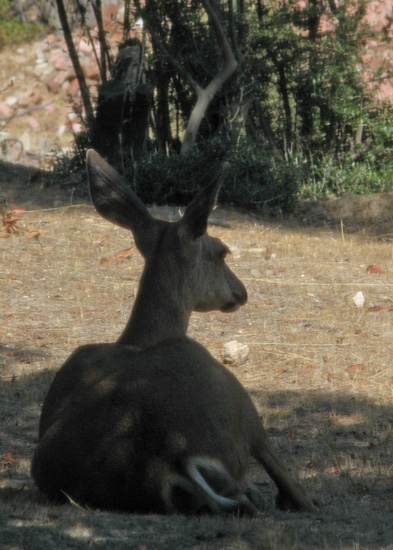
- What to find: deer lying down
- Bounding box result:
[31,150,315,515]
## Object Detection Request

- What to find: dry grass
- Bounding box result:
[1,198,393,549]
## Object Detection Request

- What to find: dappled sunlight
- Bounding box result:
[1,204,393,547]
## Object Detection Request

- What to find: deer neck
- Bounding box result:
[116,265,192,348]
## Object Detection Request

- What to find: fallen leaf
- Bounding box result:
[277,368,288,375]
[366,305,387,313]
[95,233,110,242]
[345,364,364,373]
[22,229,47,240]
[7,208,25,215]
[100,247,134,264]
[366,264,385,274]
[115,247,134,259]
[2,217,22,233]
[287,431,296,440]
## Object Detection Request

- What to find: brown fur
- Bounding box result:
[31,150,315,515]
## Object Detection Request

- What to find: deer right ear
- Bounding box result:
[87,150,156,253]
[179,162,229,239]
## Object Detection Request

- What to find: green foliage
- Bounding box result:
[0,0,43,49]
[298,103,393,199]
[55,0,393,211]
[237,0,392,200]
[126,139,300,214]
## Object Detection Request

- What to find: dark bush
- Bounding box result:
[126,140,300,214]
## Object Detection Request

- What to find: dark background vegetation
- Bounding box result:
[1,0,393,211]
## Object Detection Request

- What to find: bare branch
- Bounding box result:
[74,0,104,83]
[181,0,238,153]
[55,0,95,131]
[91,0,112,78]
[227,0,243,62]
[123,0,132,42]
[133,0,200,92]
[134,0,238,154]
[0,100,55,123]
[201,0,237,73]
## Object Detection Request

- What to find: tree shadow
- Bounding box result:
[0,159,89,208]
[0,363,392,548]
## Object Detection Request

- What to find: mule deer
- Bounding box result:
[31,150,315,515]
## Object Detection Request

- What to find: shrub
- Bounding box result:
[0,0,43,49]
[128,140,300,214]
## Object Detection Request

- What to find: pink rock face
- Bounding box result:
[362,0,393,103]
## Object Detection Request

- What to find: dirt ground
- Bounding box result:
[1,167,393,550]
[1,20,393,549]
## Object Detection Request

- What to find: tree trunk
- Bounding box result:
[93,39,151,167]
[180,0,238,154]
[55,0,95,132]
[155,61,172,153]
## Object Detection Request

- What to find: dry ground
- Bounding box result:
[1,11,393,547]
[0,174,393,549]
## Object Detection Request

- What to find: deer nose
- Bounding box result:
[221,283,247,313]
[237,284,248,306]
[232,277,248,306]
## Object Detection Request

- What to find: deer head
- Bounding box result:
[86,150,247,347]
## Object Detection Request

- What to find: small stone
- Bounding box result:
[223,340,250,365]
[5,96,18,106]
[20,132,31,152]
[353,291,365,308]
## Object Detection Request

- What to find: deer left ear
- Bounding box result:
[86,150,158,256]
[178,162,229,239]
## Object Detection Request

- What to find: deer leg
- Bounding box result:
[253,432,316,513]
[246,486,265,510]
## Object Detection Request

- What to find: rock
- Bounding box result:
[5,96,18,106]
[223,340,250,365]
[353,291,365,308]
[84,63,100,79]
[20,132,31,152]
[68,78,80,97]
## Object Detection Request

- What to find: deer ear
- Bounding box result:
[87,150,156,253]
[179,162,229,239]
